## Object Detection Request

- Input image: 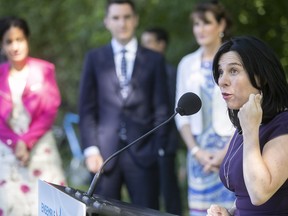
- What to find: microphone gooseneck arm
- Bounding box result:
[86,112,177,197]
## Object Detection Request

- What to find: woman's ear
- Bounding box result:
[219,18,227,33]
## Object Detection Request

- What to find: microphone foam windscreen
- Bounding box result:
[176,92,202,116]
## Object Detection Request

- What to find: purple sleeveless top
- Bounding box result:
[220,111,288,215]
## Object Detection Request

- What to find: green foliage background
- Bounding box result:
[1,0,287,118]
[1,0,287,214]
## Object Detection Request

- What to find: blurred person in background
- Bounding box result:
[78,0,169,210]
[141,27,182,215]
[0,16,66,216]
[175,1,235,215]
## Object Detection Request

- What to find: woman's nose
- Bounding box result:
[197,24,204,32]
[11,41,19,50]
[218,73,229,87]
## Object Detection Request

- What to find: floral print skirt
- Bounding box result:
[187,128,235,216]
[0,131,66,216]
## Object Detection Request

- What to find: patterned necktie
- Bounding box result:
[121,49,127,80]
[120,49,129,98]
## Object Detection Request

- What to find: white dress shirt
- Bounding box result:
[111,37,137,82]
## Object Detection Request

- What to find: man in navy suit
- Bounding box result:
[78,0,169,210]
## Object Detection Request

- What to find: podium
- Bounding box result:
[38,180,178,216]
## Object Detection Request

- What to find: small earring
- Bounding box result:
[219,32,224,38]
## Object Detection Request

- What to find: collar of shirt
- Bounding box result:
[111,38,137,80]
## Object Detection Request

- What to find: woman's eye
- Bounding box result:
[4,40,12,45]
[218,69,223,76]
[17,37,26,42]
[231,68,238,74]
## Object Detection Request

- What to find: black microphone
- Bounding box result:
[176,92,202,116]
[85,92,202,198]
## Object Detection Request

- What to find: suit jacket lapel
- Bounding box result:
[131,45,143,81]
[126,45,145,101]
[103,44,126,102]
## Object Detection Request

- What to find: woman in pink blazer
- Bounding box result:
[0,16,66,216]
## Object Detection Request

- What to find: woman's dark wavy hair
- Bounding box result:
[0,16,30,42]
[212,36,288,130]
